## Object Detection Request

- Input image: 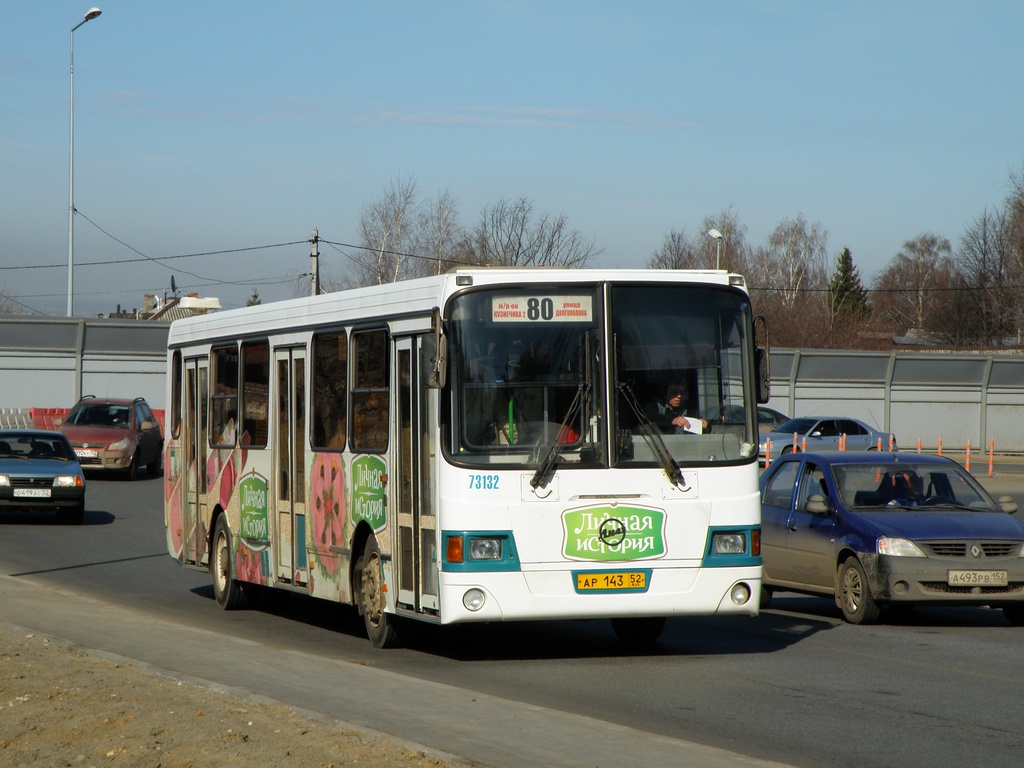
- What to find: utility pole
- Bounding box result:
[310,228,320,296]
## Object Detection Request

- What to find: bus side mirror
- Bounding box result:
[754,315,770,404]
[755,346,770,404]
[426,307,447,389]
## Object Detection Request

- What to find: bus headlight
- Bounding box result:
[469,537,502,560]
[713,532,747,555]
[463,589,486,611]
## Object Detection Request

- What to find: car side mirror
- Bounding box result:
[805,494,829,515]
[810,430,822,437]
[999,495,1018,514]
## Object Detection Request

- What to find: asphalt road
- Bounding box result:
[3,466,1024,768]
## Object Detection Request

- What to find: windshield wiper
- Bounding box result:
[530,381,589,489]
[618,381,688,490]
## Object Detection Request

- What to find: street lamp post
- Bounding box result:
[68,7,103,317]
[707,228,723,270]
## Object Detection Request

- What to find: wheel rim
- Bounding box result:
[841,565,863,615]
[215,531,229,594]
[361,551,385,628]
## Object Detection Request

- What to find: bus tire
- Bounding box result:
[212,515,248,610]
[610,616,666,644]
[360,533,398,649]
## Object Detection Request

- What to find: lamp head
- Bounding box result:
[707,228,723,240]
[84,7,103,21]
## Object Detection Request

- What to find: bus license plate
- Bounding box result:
[948,570,1008,586]
[14,488,51,498]
[576,571,648,592]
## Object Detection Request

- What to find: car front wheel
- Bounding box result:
[838,558,881,625]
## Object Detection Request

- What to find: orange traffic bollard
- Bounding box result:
[937,435,942,455]
[888,434,895,452]
[988,437,994,476]
[765,438,772,466]
[916,437,922,453]
[966,439,971,472]
[839,433,846,451]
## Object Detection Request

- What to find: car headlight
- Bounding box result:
[0,474,9,487]
[108,438,130,452]
[877,537,925,557]
[53,475,84,488]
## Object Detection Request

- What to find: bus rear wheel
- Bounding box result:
[360,534,398,649]
[212,516,248,610]
[610,616,666,644]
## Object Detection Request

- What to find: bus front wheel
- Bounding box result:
[212,516,248,610]
[359,534,398,649]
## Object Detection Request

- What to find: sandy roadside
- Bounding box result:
[0,623,466,768]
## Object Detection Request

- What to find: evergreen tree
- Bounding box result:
[828,248,870,319]
[246,289,262,306]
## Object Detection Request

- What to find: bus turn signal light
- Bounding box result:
[446,535,464,563]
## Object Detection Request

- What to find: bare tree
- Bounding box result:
[747,215,829,347]
[752,214,829,309]
[952,208,1017,345]
[465,197,599,268]
[872,233,954,335]
[0,288,24,315]
[412,188,465,277]
[647,228,701,269]
[352,175,420,286]
[648,210,751,272]
[700,208,751,274]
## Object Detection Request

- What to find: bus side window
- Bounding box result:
[351,329,389,452]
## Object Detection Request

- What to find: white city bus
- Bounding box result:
[164,268,768,647]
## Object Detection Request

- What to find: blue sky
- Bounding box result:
[2,1,1022,316]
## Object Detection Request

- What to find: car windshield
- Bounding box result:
[0,434,74,461]
[66,403,131,428]
[833,462,998,511]
[774,418,817,435]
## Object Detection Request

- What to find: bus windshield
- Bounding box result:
[611,284,757,466]
[448,287,603,467]
[447,281,758,468]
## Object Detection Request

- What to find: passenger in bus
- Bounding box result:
[646,382,708,434]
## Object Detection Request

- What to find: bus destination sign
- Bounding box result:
[491,295,593,323]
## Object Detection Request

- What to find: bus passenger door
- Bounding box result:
[274,347,307,586]
[182,357,209,566]
[395,336,439,613]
